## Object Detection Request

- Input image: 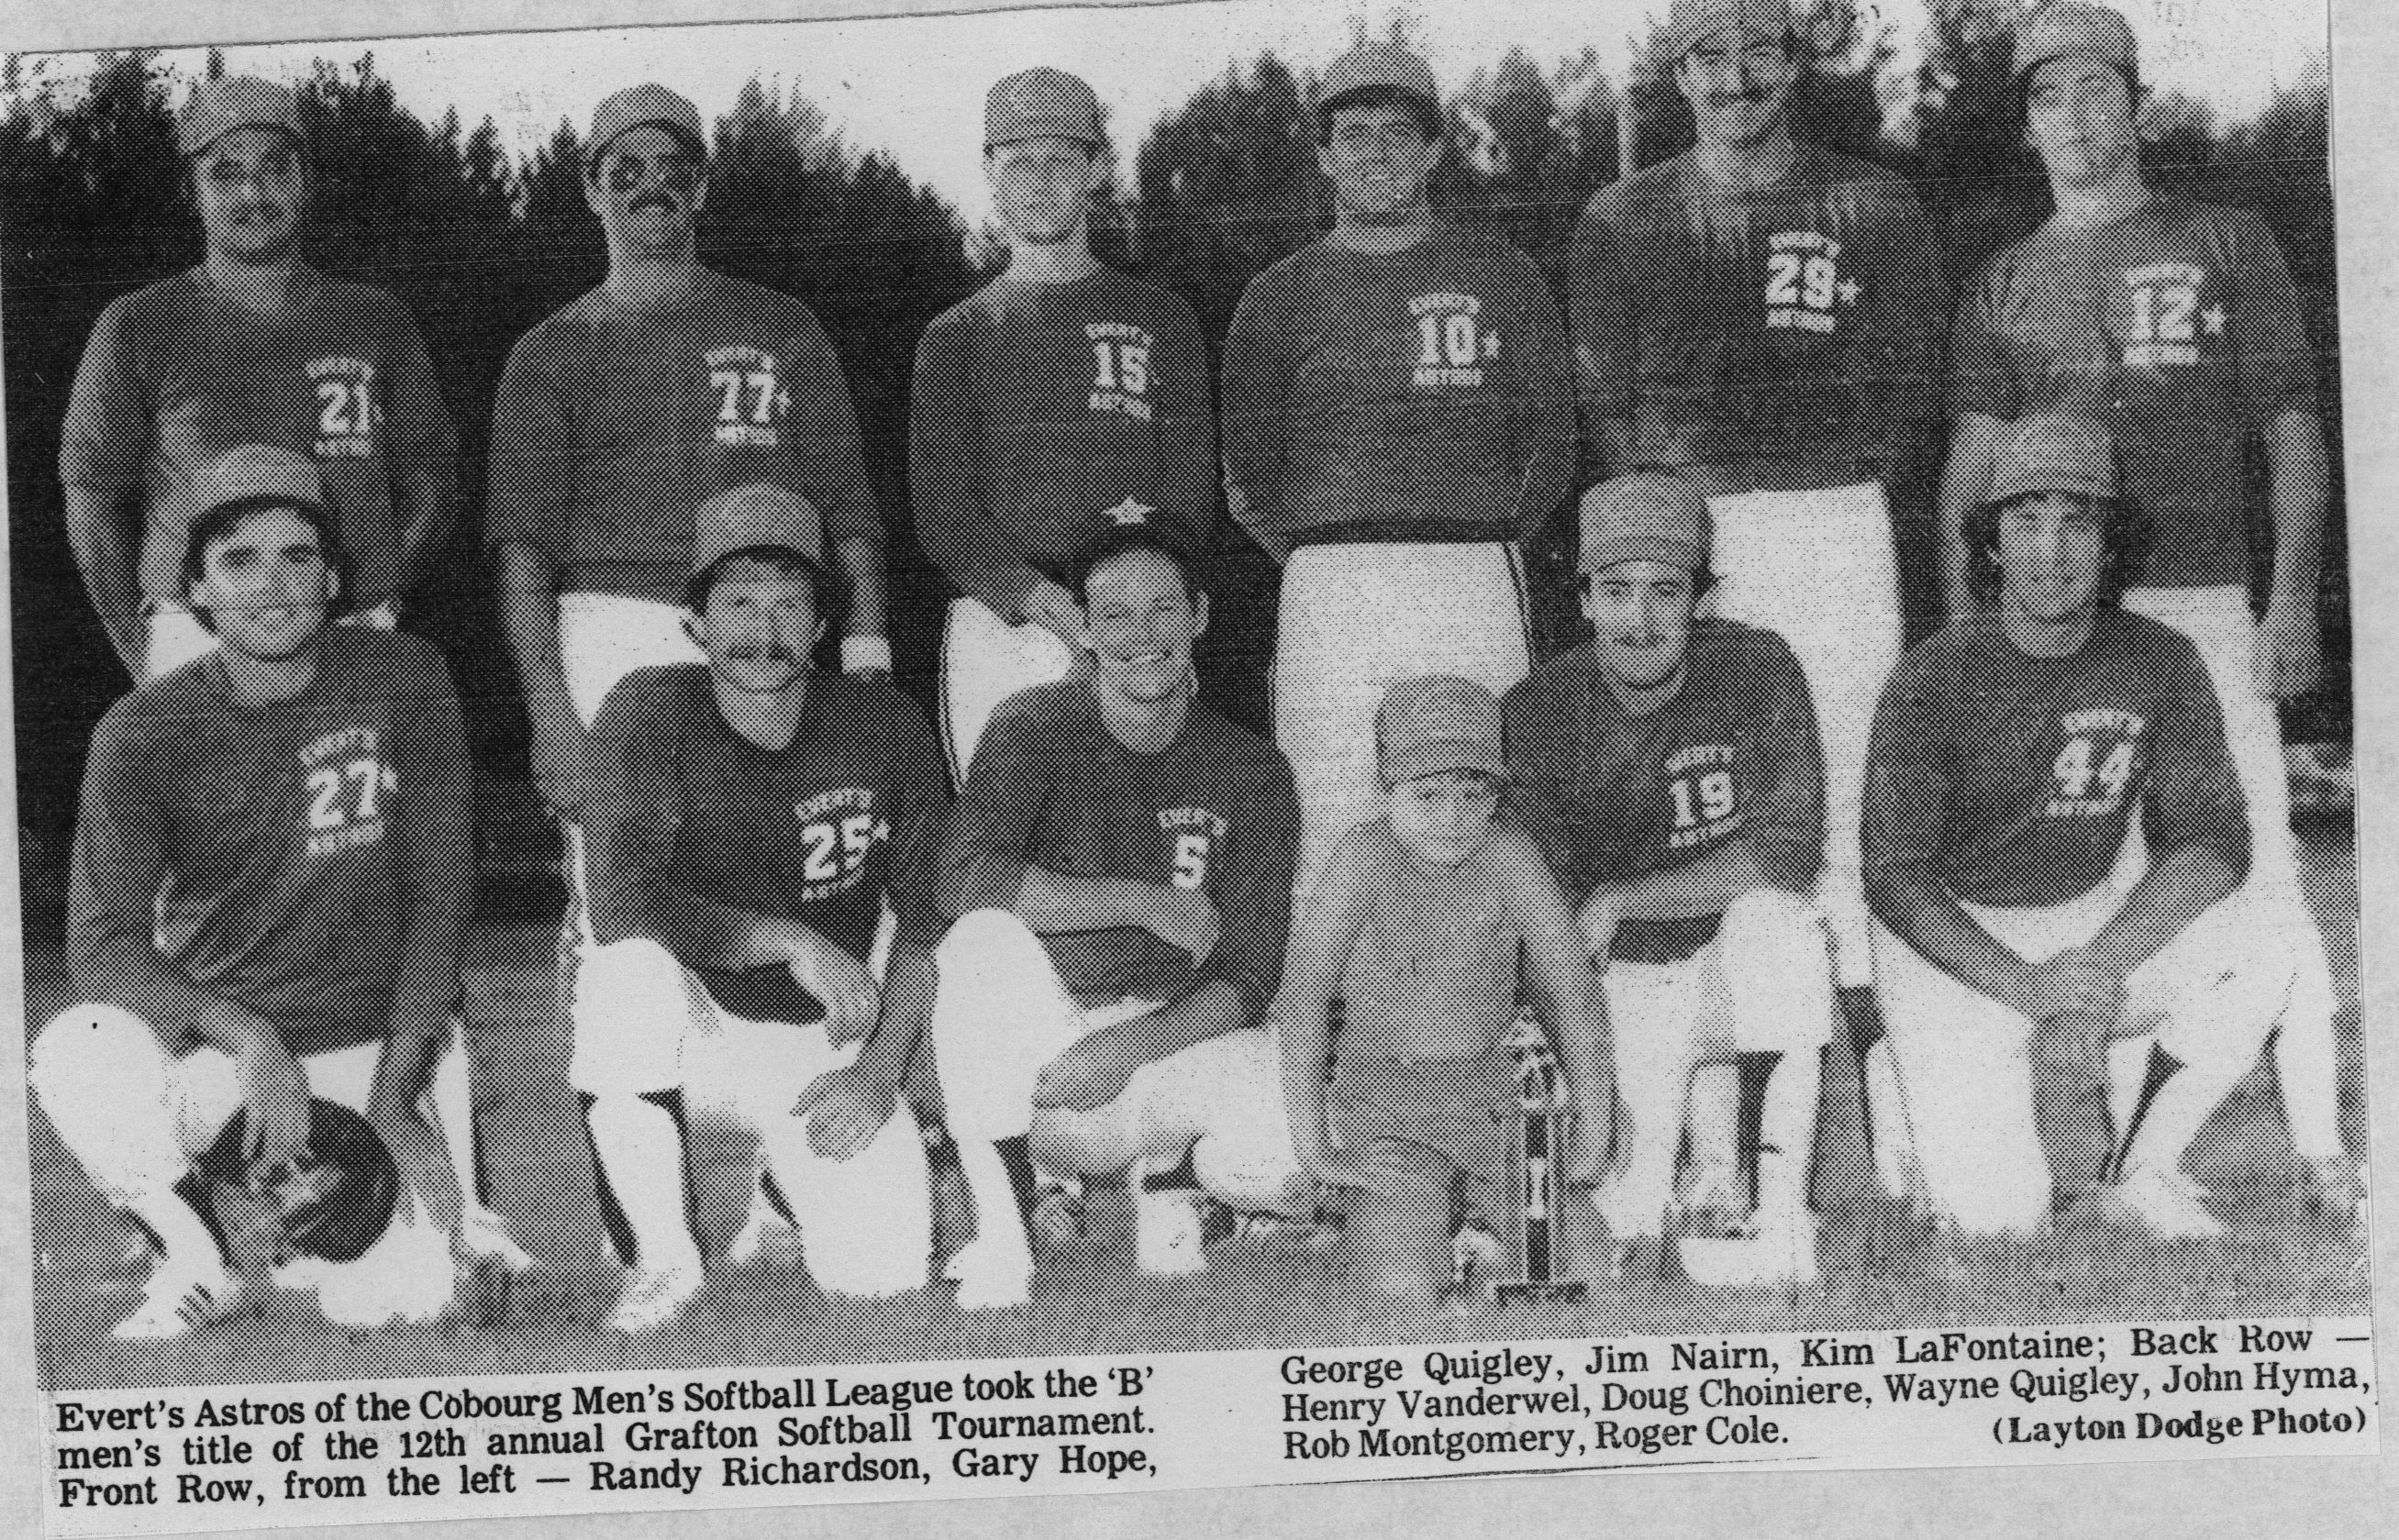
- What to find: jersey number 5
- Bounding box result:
[1172,832,1210,890]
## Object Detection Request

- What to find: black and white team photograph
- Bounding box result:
[1,0,2372,1507]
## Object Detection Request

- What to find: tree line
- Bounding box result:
[4,4,2345,901]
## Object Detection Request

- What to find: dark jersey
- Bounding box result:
[67,629,473,1057]
[1862,610,2248,910]
[1221,224,1575,554]
[1504,618,1824,962]
[1949,194,2318,588]
[486,270,881,586]
[1571,147,1945,487]
[583,666,950,1022]
[912,271,1216,620]
[60,266,457,606]
[937,681,1299,1014]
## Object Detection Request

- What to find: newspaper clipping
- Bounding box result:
[5,0,2376,1533]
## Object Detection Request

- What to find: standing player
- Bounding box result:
[1870,415,2286,1235]
[1268,676,1611,1301]
[571,485,945,1332]
[30,446,524,1337]
[1571,0,1942,991]
[1504,472,1838,1284]
[1940,3,2355,1214]
[914,68,1216,778]
[488,85,894,1253]
[62,74,458,681]
[1221,41,1575,895]
[927,526,1306,1310]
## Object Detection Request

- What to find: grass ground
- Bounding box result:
[26,825,2371,1394]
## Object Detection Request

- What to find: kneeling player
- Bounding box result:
[574,486,947,1333]
[1865,415,2286,1236]
[1269,676,1610,1300]
[928,524,1310,1310]
[31,446,526,1338]
[1505,471,1839,1285]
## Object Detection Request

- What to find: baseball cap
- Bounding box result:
[189,444,327,519]
[1985,414,2119,506]
[178,75,305,159]
[2013,2,2138,81]
[1664,0,1798,61]
[986,68,1104,149]
[1579,471,1712,574]
[1315,42,1442,116]
[587,83,707,166]
[1379,676,1507,784]
[691,482,825,577]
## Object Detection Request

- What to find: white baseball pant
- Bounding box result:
[29,1006,484,1324]
[1704,482,1900,990]
[2123,584,2344,1170]
[930,910,1308,1289]
[1873,848,2293,1235]
[143,601,399,681]
[939,597,1080,782]
[571,936,931,1295]
[1273,542,1530,901]
[1592,888,1838,1238]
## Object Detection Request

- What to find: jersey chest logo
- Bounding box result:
[705,346,792,448]
[1762,232,1861,336]
[2046,708,2148,819]
[1410,293,1499,388]
[299,726,394,859]
[1160,806,1227,890]
[793,787,888,901]
[305,357,378,460]
[2113,263,2225,370]
[1664,743,1745,851]
[1087,321,1156,421]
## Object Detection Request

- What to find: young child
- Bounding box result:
[1271,676,1612,1299]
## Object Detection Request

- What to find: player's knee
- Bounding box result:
[571,938,692,1096]
[1722,888,1836,1050]
[30,1004,159,1105]
[1027,1104,1139,1181]
[935,908,1045,977]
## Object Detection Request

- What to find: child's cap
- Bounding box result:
[1378,675,1506,784]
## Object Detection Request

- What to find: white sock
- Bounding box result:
[953,1139,1032,1279]
[1756,1049,1821,1222]
[586,1097,702,1279]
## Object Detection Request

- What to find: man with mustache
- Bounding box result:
[1222,41,1575,902]
[914,68,1216,780]
[62,74,459,681]
[1869,415,2284,1236]
[924,523,1308,1310]
[1940,2,2358,1223]
[489,85,894,1263]
[571,484,948,1332]
[1569,0,1943,1214]
[1504,471,1838,1284]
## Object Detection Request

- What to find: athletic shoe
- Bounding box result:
[1679,1206,1819,1288]
[1678,1161,1748,1235]
[456,1203,537,1273]
[114,1257,239,1340]
[2301,1156,2367,1230]
[944,1238,1030,1310]
[1029,1186,1088,1253]
[2108,1164,2226,1240]
[606,1264,703,1335]
[1136,1188,1208,1275]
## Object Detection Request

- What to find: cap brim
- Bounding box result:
[1383,743,1507,785]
